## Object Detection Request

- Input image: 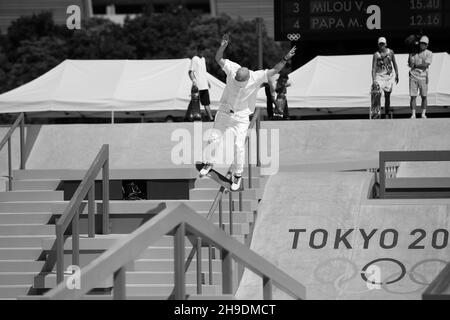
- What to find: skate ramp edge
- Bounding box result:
[236,171,450,300]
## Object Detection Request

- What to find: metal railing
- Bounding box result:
[39,204,306,300]
[0,113,26,190]
[55,144,110,284]
[182,108,262,294]
[423,262,450,300]
[379,150,450,199]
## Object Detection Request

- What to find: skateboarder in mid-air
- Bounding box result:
[371,37,399,119]
[199,34,297,191]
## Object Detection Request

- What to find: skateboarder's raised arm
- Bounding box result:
[267,46,297,79]
[215,35,229,69]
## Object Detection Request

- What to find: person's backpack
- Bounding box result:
[185,85,202,121]
[122,182,144,200]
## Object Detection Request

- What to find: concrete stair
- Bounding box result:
[12,167,261,180]
[190,188,262,200]
[0,179,63,300]
[0,213,53,224]
[0,199,258,213]
[0,167,266,300]
[195,177,265,189]
[0,191,64,202]
[36,271,222,288]
[8,179,61,191]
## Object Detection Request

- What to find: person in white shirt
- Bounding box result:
[189,45,214,121]
[199,34,297,191]
[409,35,433,119]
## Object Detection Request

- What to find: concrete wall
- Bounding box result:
[19,119,450,173]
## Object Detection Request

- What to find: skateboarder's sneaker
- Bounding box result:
[231,174,242,192]
[199,163,214,177]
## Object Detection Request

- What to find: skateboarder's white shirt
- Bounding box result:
[190,56,209,91]
[204,59,268,175]
[220,59,269,117]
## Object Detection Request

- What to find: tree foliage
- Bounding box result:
[0,8,289,95]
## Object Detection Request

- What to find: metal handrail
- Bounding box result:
[183,108,262,292]
[39,203,306,300]
[379,150,450,199]
[422,262,450,299]
[0,113,26,190]
[55,144,110,284]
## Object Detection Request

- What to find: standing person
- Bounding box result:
[372,37,399,119]
[199,34,297,191]
[189,45,214,121]
[409,36,433,119]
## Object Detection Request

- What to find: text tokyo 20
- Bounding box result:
[289,229,449,250]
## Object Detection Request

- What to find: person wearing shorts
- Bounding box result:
[372,37,399,118]
[189,45,214,121]
[409,36,433,119]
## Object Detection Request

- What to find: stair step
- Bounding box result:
[190,188,260,200]
[13,167,260,180]
[0,202,61,213]
[0,200,257,213]
[0,260,45,272]
[125,284,218,296]
[37,271,222,288]
[188,294,236,300]
[0,224,55,236]
[0,235,54,247]
[0,285,31,299]
[79,293,236,300]
[0,248,42,260]
[0,272,38,285]
[196,211,254,223]
[133,259,222,272]
[0,213,53,224]
[138,247,219,260]
[10,180,61,191]
[125,271,222,285]
[0,191,64,202]
[195,177,262,189]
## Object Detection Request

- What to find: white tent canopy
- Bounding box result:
[0,59,225,113]
[255,52,450,109]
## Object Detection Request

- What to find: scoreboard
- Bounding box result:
[274,0,450,41]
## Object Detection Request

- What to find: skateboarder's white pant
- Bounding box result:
[204,110,249,175]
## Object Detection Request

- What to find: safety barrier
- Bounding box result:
[379,151,450,199]
[40,204,306,300]
[54,144,110,284]
[0,113,26,190]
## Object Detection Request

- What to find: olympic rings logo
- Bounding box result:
[287,33,301,41]
[314,257,448,295]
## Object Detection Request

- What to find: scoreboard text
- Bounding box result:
[275,0,450,41]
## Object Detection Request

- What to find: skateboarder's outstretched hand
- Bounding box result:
[221,33,230,48]
[284,46,297,60]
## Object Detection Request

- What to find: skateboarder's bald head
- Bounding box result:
[235,67,250,82]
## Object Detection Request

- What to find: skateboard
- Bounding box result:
[370,83,382,119]
[195,162,243,192]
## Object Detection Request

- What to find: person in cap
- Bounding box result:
[408,35,433,119]
[372,37,399,118]
[199,34,296,191]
